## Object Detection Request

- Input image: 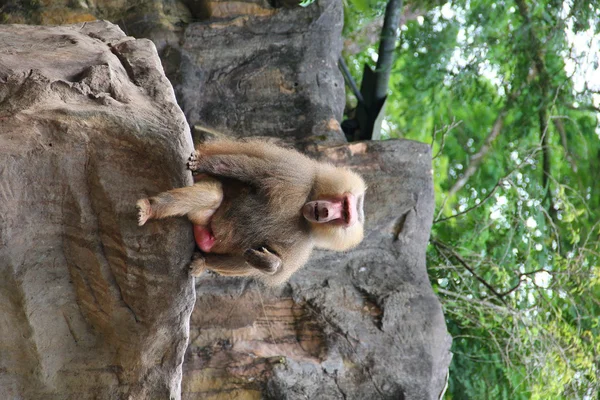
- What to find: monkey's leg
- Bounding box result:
[243,247,281,275]
[136,178,223,226]
[191,139,305,164]
[187,141,313,190]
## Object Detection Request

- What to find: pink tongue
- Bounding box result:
[194,225,215,252]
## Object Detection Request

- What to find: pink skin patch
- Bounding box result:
[194,224,216,252]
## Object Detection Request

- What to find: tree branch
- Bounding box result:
[498,268,552,297]
[566,103,600,113]
[447,85,523,198]
[436,288,512,314]
[515,0,558,221]
[343,8,424,56]
[338,57,365,106]
[447,108,506,198]
[552,117,577,172]
[432,118,461,159]
[539,107,551,193]
[431,239,508,305]
[435,177,503,223]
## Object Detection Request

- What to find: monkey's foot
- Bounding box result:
[187,151,201,172]
[189,252,206,277]
[136,198,152,226]
[244,247,281,275]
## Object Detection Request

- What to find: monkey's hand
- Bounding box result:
[187,151,201,173]
[244,247,281,275]
[189,252,207,277]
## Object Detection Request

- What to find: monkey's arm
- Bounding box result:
[190,249,281,277]
[188,152,274,184]
[197,139,302,162]
[187,140,314,188]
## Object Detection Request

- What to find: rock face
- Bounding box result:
[184,140,452,400]
[169,0,347,145]
[0,22,196,399]
[0,1,347,145]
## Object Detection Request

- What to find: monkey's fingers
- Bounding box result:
[189,252,206,277]
[136,198,152,226]
[243,247,281,275]
[187,151,201,172]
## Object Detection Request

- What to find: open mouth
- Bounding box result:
[302,194,356,226]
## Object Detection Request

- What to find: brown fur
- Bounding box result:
[137,139,366,285]
[136,177,223,225]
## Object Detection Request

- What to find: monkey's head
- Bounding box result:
[304,164,366,251]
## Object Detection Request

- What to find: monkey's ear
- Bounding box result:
[244,247,281,275]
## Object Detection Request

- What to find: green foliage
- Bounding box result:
[344,0,600,398]
[0,0,42,23]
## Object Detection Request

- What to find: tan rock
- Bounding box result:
[0,21,195,399]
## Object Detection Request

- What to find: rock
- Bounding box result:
[184,140,452,400]
[0,21,195,399]
[0,1,347,145]
[161,3,452,397]
[169,0,347,145]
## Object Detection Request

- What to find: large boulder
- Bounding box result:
[0,21,195,399]
[184,140,452,400]
[169,0,347,145]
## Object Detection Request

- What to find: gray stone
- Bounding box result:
[168,0,348,145]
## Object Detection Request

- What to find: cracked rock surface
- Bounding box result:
[163,0,348,145]
[0,21,195,399]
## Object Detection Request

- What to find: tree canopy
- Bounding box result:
[343,0,600,398]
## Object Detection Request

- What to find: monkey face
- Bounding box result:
[306,165,367,251]
[306,192,366,252]
[302,192,364,227]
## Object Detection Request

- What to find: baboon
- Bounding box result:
[137,139,366,285]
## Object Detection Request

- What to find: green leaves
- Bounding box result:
[343,0,600,397]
